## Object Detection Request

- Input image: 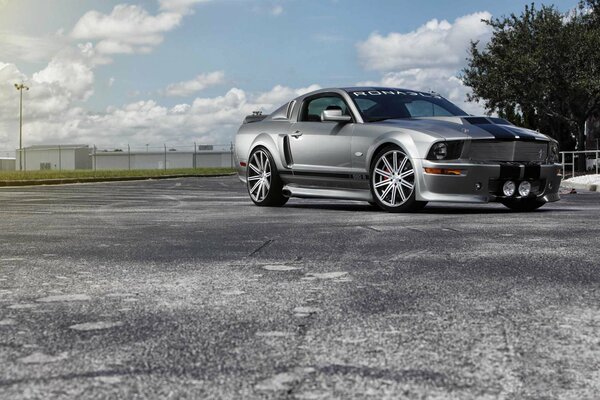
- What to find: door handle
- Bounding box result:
[291,130,303,138]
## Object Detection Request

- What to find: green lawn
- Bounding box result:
[0,168,235,181]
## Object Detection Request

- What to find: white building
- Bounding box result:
[10,144,234,171]
[0,157,16,171]
[93,150,234,170]
[16,145,92,171]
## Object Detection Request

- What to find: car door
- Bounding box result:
[287,94,355,188]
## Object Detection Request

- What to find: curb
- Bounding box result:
[0,172,237,187]
[560,182,599,192]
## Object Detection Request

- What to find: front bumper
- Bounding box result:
[416,160,561,203]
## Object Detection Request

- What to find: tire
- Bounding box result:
[370,145,427,213]
[246,147,288,207]
[501,198,545,212]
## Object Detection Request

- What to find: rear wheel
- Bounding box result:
[247,147,288,207]
[501,198,545,211]
[370,146,427,213]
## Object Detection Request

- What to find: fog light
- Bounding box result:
[502,180,516,197]
[475,182,482,191]
[518,181,531,197]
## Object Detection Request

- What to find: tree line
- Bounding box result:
[462,0,600,163]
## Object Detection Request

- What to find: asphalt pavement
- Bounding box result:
[0,176,599,399]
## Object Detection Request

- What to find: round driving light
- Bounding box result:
[475,182,482,191]
[502,180,516,197]
[518,181,531,197]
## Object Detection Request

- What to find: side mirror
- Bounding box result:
[321,109,352,123]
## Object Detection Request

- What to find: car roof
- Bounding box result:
[341,87,433,95]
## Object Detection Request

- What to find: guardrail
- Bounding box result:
[561,150,599,178]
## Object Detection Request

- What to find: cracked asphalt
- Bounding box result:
[0,176,599,399]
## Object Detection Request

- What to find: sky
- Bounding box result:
[0,0,580,151]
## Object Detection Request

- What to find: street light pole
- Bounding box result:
[14,83,29,171]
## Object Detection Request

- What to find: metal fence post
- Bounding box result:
[596,150,599,175]
[572,153,575,178]
[23,147,26,171]
[128,144,131,170]
[193,142,197,169]
[230,141,234,169]
[164,144,167,170]
[58,145,62,171]
[93,145,96,172]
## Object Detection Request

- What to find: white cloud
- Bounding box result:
[164,71,225,97]
[2,0,304,151]
[71,4,184,55]
[32,48,95,103]
[356,12,492,115]
[0,60,320,149]
[255,84,321,105]
[357,12,492,72]
[0,32,68,63]
[159,0,211,14]
[271,5,284,16]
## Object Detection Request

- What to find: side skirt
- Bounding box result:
[282,184,374,202]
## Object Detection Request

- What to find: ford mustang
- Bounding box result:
[235,87,561,212]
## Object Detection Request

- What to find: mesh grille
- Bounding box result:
[467,141,548,162]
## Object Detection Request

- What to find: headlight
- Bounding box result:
[427,141,463,161]
[431,143,447,160]
[548,143,559,163]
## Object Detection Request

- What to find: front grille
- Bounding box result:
[467,140,548,162]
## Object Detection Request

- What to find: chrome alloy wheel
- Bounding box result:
[372,149,415,207]
[247,149,272,202]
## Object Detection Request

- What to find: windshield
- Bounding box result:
[347,90,467,122]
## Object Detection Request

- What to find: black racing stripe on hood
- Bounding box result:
[475,123,518,139]
[474,123,540,140]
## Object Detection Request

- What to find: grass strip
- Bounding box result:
[0,168,236,186]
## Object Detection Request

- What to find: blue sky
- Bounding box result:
[0,0,580,149]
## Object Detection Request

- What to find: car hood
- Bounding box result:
[374,116,552,142]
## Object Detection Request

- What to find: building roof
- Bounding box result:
[24,144,90,150]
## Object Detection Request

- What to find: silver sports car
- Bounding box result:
[235,87,561,212]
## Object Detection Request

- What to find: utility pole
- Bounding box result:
[14,83,29,171]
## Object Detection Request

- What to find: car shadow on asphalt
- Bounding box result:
[285,202,573,214]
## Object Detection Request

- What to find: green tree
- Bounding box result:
[462,1,600,164]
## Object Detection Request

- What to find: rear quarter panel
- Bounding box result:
[235,121,290,182]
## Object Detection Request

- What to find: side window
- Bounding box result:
[300,96,350,122]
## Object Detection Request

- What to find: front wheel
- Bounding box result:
[370,146,427,213]
[501,198,545,212]
[246,147,288,207]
